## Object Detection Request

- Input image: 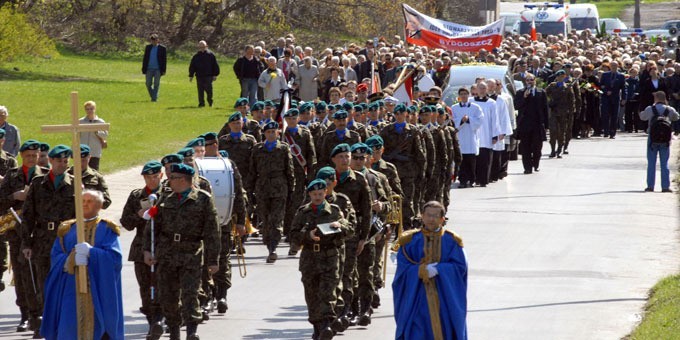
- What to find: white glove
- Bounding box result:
[75,242,92,257]
[426,262,439,278]
[390,252,398,264]
[142,209,152,220]
[75,253,88,266]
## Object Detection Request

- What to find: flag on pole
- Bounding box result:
[393,76,413,105]
[531,19,537,41]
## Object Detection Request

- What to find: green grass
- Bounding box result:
[0,50,240,174]
[577,0,677,19]
[627,274,680,339]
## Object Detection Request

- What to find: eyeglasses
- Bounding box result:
[353,155,366,160]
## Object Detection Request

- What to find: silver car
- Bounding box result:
[441,64,517,107]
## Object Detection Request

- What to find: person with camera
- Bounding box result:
[639,91,679,193]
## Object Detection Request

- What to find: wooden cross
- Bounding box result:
[41,92,109,339]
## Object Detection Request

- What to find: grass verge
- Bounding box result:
[578,0,677,19]
[0,51,240,174]
[626,274,680,338]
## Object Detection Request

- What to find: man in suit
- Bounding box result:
[142,34,167,102]
[599,61,627,139]
[270,37,286,60]
[514,74,549,174]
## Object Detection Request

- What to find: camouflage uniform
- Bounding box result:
[564,79,582,152]
[546,82,575,156]
[69,166,112,209]
[366,168,394,309]
[379,123,426,229]
[317,130,361,171]
[283,127,317,238]
[218,132,257,224]
[0,151,18,292]
[248,141,295,255]
[439,123,461,206]
[218,118,262,143]
[325,192,355,327]
[306,121,327,155]
[143,187,220,331]
[20,172,75,323]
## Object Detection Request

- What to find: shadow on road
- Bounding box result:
[484,190,643,200]
[243,305,310,339]
[469,297,647,312]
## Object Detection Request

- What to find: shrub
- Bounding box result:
[0,5,57,63]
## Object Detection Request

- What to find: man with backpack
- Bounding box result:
[639,91,679,192]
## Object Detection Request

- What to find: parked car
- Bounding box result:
[599,18,627,34]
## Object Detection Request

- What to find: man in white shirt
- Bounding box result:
[471,82,500,187]
[452,87,484,188]
[487,79,514,182]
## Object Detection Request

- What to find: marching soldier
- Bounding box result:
[0,140,44,332]
[68,144,111,209]
[379,104,426,230]
[546,70,575,158]
[309,102,329,153]
[20,145,76,338]
[282,108,317,252]
[248,121,295,263]
[290,179,351,340]
[177,147,212,193]
[410,105,435,213]
[0,129,17,298]
[218,98,263,142]
[186,137,206,159]
[366,102,387,134]
[437,107,462,206]
[420,105,448,202]
[120,161,164,339]
[144,163,220,340]
[38,143,50,169]
[317,110,361,171]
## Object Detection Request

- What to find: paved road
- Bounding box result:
[0,133,678,339]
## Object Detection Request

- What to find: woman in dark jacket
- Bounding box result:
[638,63,668,131]
[624,67,641,132]
[580,64,601,138]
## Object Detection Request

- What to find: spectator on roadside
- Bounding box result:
[258,56,288,101]
[640,91,679,193]
[233,45,264,106]
[296,56,319,102]
[0,106,20,156]
[188,40,220,108]
[323,67,344,102]
[270,37,286,60]
[80,101,109,171]
[141,33,167,102]
[277,48,298,83]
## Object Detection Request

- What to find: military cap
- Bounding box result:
[20,139,40,152]
[251,101,265,111]
[368,102,379,111]
[365,135,384,148]
[342,102,354,111]
[234,97,249,108]
[40,143,50,152]
[264,100,276,108]
[141,161,163,175]
[407,105,417,114]
[423,96,440,105]
[350,142,372,155]
[161,154,184,165]
[228,112,243,123]
[330,143,351,158]
[201,132,218,143]
[356,83,368,93]
[307,178,328,192]
[384,96,399,105]
[437,106,446,115]
[316,166,336,181]
[332,110,349,119]
[354,104,365,113]
[315,101,328,111]
[563,63,572,69]
[79,144,91,157]
[377,100,385,107]
[367,91,385,103]
[171,163,196,176]
[554,69,566,76]
[178,147,195,157]
[420,105,435,113]
[263,121,279,131]
[299,102,313,113]
[186,137,205,148]
[48,145,72,159]
[334,104,343,111]
[290,99,299,108]
[219,150,229,158]
[393,104,407,114]
[0,128,6,138]
[283,108,300,118]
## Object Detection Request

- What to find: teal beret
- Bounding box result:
[40,143,50,152]
[407,105,418,114]
[201,132,217,142]
[365,135,384,148]
[219,150,229,158]
[299,102,313,113]
[48,144,72,159]
[141,161,163,175]
[283,108,299,118]
[359,103,368,111]
[307,178,328,192]
[354,104,365,113]
[251,101,265,111]
[20,139,40,152]
[178,147,195,157]
[171,163,195,176]
[263,121,279,131]
[264,100,275,108]
[554,69,566,76]
[315,102,327,111]
[334,104,343,111]
[234,97,249,108]
[290,100,299,108]
[342,102,354,111]
[332,110,349,119]
[161,154,184,165]
[316,166,336,181]
[378,100,385,107]
[228,112,243,123]
[79,144,91,157]
[351,142,372,155]
[420,105,434,113]
[330,143,351,158]
[437,106,446,115]
[186,137,205,148]
[0,128,5,138]
[393,104,407,114]
[368,102,379,111]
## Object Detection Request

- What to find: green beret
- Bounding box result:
[178,147,195,157]
[407,105,417,114]
[234,97,249,108]
[351,142,372,155]
[330,143,351,158]
[141,161,163,175]
[251,101,265,111]
[420,105,434,113]
[354,104,365,113]
[315,102,327,111]
[263,121,279,131]
[307,178,328,192]
[186,137,205,148]
[365,135,384,148]
[219,150,229,158]
[334,104,343,111]
[316,166,336,181]
[40,143,50,152]
[393,104,407,114]
[437,106,446,115]
[201,132,217,142]
[264,100,276,108]
[554,69,566,76]
[299,102,313,113]
[171,163,195,176]
[368,102,379,112]
[0,128,5,138]
[332,110,349,119]
[290,99,298,108]
[161,154,184,165]
[359,103,368,111]
[228,112,243,123]
[79,144,91,157]
[20,140,40,152]
[342,102,354,111]
[378,100,385,107]
[48,144,72,159]
[283,108,299,118]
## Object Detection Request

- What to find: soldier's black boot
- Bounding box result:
[319,320,334,340]
[337,304,350,331]
[217,285,228,314]
[549,143,556,158]
[357,299,372,326]
[266,241,278,263]
[556,146,563,159]
[371,291,381,309]
[168,325,180,340]
[331,317,344,333]
[186,322,199,340]
[311,323,320,340]
[17,308,29,332]
[149,315,164,340]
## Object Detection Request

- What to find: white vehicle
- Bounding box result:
[518,3,570,38]
[600,18,627,34]
[441,64,516,107]
[500,12,521,34]
[567,4,600,33]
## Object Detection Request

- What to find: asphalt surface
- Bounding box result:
[0,132,678,339]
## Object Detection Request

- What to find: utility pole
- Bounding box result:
[634,0,641,28]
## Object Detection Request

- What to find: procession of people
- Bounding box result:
[0,23,679,340]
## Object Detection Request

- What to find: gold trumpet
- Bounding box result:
[0,208,21,235]
[232,215,256,278]
[383,194,403,282]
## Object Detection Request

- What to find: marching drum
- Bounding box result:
[195,157,235,225]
